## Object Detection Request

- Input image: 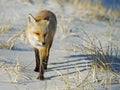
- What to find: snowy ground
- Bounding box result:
[0,0,120,90]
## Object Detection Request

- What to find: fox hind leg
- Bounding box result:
[44,41,53,70]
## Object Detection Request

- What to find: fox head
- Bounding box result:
[26,14,49,48]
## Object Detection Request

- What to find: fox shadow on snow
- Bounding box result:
[46,54,93,80]
[46,54,120,80]
[0,53,119,80]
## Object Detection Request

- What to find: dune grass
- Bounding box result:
[0,21,24,49]
[57,5,120,88]
[56,0,120,24]
[60,28,120,90]
[56,1,120,88]
[0,0,120,89]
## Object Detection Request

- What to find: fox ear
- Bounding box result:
[46,20,50,27]
[40,19,50,27]
[28,14,36,25]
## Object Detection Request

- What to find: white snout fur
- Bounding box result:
[27,34,43,48]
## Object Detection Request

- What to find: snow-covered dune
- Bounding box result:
[0,0,120,90]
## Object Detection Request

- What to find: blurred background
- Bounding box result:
[90,0,120,10]
[0,0,120,29]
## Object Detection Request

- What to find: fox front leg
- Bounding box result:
[37,57,45,80]
[34,48,40,72]
[37,48,47,80]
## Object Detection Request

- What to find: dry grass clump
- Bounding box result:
[60,47,120,90]
[0,57,20,83]
[0,21,24,49]
[80,30,119,72]
[78,0,120,22]
[58,16,74,40]
[72,30,120,73]
[60,30,120,90]
[56,0,80,10]
[56,0,120,23]
[17,0,34,4]
[0,21,10,35]
[0,57,33,83]
[0,31,24,50]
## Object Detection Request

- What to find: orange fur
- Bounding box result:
[26,10,57,80]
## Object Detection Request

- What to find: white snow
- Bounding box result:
[0,0,120,90]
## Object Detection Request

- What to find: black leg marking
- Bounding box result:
[34,48,40,72]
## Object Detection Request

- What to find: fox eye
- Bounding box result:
[34,32,40,35]
[44,33,47,37]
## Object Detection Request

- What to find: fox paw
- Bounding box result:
[44,66,47,70]
[37,75,44,80]
[34,67,39,72]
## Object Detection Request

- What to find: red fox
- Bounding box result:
[26,10,57,80]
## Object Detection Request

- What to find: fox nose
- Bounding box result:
[42,42,45,45]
